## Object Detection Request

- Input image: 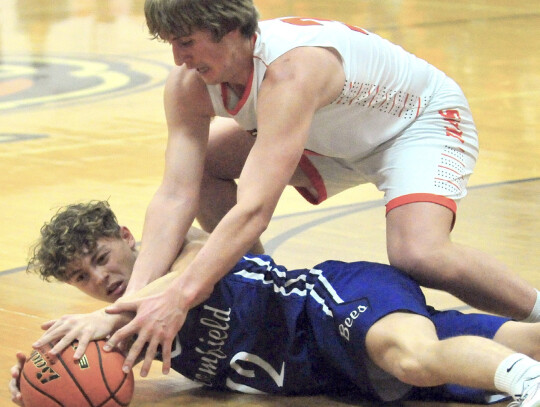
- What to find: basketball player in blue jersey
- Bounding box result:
[8,202,540,406]
[101,0,540,375]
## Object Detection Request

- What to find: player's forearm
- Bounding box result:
[120,237,205,303]
[125,194,197,294]
[170,203,270,309]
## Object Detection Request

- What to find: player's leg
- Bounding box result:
[493,321,540,361]
[366,312,511,390]
[365,311,540,403]
[369,78,539,322]
[386,202,536,320]
[198,117,263,252]
[199,117,314,254]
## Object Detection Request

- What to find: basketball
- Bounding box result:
[20,339,134,407]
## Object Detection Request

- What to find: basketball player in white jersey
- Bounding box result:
[8,201,540,406]
[102,0,540,374]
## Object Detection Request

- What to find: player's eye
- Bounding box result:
[96,252,109,265]
[74,273,87,283]
[177,39,193,47]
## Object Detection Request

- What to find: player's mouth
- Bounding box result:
[107,281,125,298]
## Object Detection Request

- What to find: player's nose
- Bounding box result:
[172,43,190,66]
[93,267,109,286]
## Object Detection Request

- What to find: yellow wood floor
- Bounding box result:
[0,0,538,405]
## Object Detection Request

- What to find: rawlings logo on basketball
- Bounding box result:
[71,342,90,369]
[21,339,134,407]
[28,350,61,384]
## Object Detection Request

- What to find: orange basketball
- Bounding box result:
[20,339,134,407]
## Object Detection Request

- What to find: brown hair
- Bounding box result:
[27,201,121,282]
[144,0,259,42]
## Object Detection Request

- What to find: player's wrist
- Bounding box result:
[173,273,213,310]
[97,309,131,331]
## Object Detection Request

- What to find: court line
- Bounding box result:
[0,54,172,114]
[1,177,538,278]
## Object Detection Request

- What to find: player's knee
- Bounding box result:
[388,242,460,288]
[389,349,442,388]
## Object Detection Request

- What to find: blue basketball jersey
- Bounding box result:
[161,254,509,403]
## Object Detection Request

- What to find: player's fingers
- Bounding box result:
[104,315,142,352]
[9,382,24,406]
[13,353,26,375]
[122,335,148,374]
[9,375,25,406]
[40,319,57,330]
[10,364,21,379]
[48,332,78,357]
[105,301,138,315]
[16,352,27,366]
[72,335,92,360]
[104,329,129,353]
[12,352,26,392]
[33,321,68,348]
[160,338,172,375]
[139,339,159,377]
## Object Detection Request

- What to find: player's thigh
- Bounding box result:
[386,201,454,257]
[205,117,256,178]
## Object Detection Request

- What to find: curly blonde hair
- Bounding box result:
[144,0,259,42]
[27,201,121,282]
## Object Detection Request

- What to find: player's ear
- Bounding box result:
[119,226,136,249]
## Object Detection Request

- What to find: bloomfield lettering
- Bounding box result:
[194,305,232,385]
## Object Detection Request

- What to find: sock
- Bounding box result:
[522,290,540,323]
[494,354,540,399]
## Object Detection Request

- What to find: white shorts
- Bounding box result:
[295,77,479,215]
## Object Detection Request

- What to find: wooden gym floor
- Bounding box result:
[0,0,538,405]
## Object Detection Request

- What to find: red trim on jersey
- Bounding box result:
[294,154,327,205]
[303,149,324,157]
[398,93,409,117]
[221,64,255,115]
[386,193,457,214]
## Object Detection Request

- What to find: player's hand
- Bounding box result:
[32,309,132,360]
[9,352,26,406]
[104,286,190,377]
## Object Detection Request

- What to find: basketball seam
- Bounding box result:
[21,369,64,407]
[95,342,132,407]
[54,341,95,407]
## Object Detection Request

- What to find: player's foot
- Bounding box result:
[508,380,540,407]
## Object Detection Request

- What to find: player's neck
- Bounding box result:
[222,35,255,98]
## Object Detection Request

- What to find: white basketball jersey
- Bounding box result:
[206,17,449,160]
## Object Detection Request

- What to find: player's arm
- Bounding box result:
[123,65,214,294]
[104,46,345,377]
[122,227,208,301]
[170,45,346,298]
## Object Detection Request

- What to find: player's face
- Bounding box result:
[65,227,137,302]
[168,28,252,86]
